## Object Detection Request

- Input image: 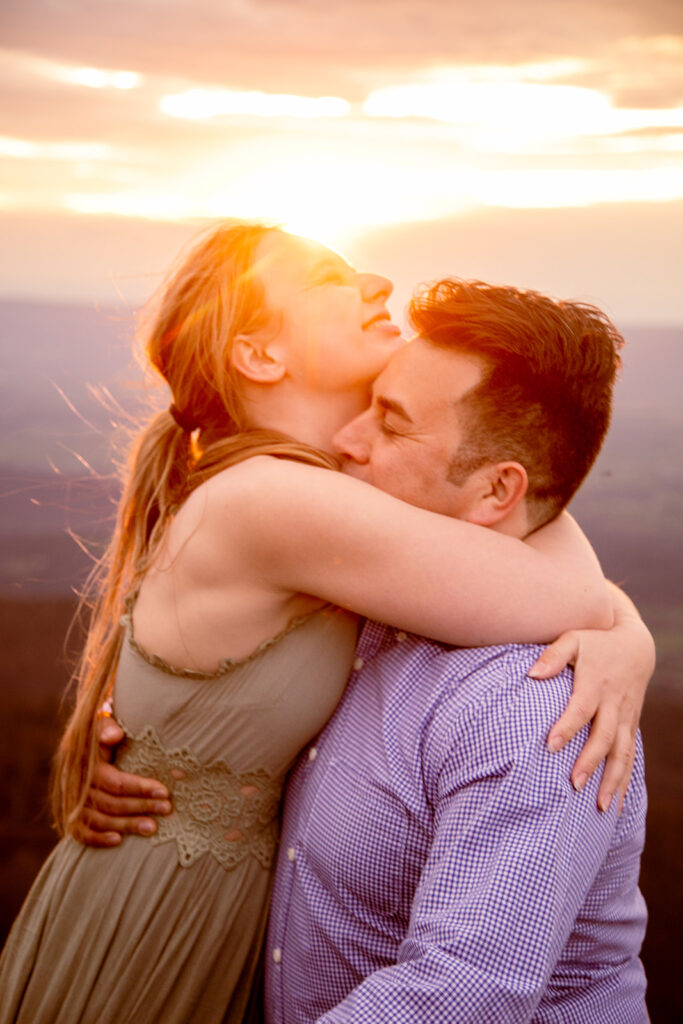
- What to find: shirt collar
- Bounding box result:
[355,619,397,661]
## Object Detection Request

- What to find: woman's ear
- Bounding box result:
[466,462,529,527]
[231,334,286,384]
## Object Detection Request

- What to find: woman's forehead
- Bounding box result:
[261,232,352,271]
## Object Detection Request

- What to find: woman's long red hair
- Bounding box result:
[51,222,337,834]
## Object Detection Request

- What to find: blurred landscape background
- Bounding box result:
[0,299,681,1019]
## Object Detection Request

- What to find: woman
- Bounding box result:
[0,222,649,1022]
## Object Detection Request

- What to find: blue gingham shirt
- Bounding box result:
[265,621,648,1023]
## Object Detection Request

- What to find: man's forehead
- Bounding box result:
[375,337,484,412]
[371,346,411,399]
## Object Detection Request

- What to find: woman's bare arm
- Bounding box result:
[230,458,611,645]
[80,591,653,845]
[76,459,633,845]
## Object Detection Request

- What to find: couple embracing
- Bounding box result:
[0,222,652,1022]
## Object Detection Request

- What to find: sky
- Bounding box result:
[1,0,682,324]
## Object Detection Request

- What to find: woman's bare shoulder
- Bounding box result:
[176,456,339,542]
[201,453,349,506]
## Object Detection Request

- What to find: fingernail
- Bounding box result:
[527,665,543,678]
[139,820,157,835]
[105,833,122,845]
[151,787,169,799]
[599,792,613,813]
[153,801,172,815]
[547,735,564,753]
[573,772,588,792]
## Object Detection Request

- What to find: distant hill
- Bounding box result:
[0,300,157,474]
[1,301,682,632]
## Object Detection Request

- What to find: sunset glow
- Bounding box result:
[160,89,350,121]
[3,42,682,240]
[1,2,682,319]
[0,136,114,162]
[61,67,141,90]
[365,82,610,134]
[1,51,143,90]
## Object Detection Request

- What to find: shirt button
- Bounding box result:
[272,947,282,964]
[353,656,364,671]
[308,747,318,761]
[396,631,407,642]
[287,846,296,862]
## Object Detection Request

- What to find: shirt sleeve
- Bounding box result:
[316,657,639,1024]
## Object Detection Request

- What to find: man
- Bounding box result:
[264,280,648,1022]
[86,279,649,1021]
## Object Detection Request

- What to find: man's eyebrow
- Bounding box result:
[376,395,413,423]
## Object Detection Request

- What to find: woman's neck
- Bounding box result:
[240,381,370,453]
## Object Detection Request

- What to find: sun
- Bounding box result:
[171,134,477,248]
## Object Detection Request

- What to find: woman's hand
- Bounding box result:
[71,717,172,847]
[531,584,655,813]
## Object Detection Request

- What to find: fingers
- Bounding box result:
[617,742,637,814]
[73,784,171,847]
[546,691,598,754]
[528,631,579,680]
[567,702,619,798]
[77,805,160,841]
[88,787,172,819]
[97,718,125,749]
[72,820,124,848]
[96,718,125,767]
[75,751,171,848]
[91,760,169,801]
[595,718,637,813]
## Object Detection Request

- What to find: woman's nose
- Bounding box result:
[358,273,393,304]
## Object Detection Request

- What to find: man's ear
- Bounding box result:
[231,334,286,384]
[467,462,529,527]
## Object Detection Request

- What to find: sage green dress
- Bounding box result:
[0,603,358,1023]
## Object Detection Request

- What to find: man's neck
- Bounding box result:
[487,505,530,540]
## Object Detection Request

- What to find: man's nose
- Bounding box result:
[332,412,372,464]
[358,273,393,304]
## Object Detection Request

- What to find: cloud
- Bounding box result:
[544,36,683,109]
[1,0,681,310]
[1,1,682,97]
[160,88,350,120]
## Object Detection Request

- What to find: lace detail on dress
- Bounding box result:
[116,723,282,871]
[120,593,328,680]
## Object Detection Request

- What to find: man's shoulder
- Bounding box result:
[359,622,571,719]
[425,638,571,714]
[413,640,577,772]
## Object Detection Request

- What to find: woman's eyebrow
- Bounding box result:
[309,256,353,278]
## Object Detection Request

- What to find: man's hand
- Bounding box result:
[531,583,655,813]
[72,717,172,847]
